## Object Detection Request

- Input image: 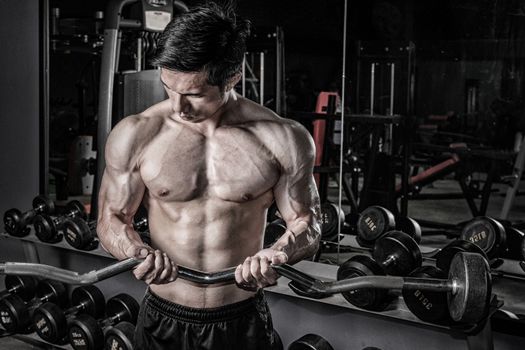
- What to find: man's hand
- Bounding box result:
[125,244,178,285]
[234,248,288,291]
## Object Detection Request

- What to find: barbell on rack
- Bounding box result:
[0,251,490,324]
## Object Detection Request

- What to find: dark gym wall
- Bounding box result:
[0,1,40,219]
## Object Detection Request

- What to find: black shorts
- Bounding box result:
[134,289,276,350]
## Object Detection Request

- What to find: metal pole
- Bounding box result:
[242,54,246,97]
[260,52,265,105]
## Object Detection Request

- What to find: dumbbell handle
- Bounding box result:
[0,258,458,295]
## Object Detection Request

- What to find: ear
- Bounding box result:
[224,72,242,92]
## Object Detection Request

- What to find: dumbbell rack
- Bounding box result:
[2,230,525,350]
[0,229,112,349]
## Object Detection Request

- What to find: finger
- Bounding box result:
[145,250,163,284]
[169,260,178,282]
[241,257,255,284]
[271,252,288,265]
[234,264,244,285]
[260,256,277,283]
[133,254,154,280]
[250,256,268,287]
[158,253,172,282]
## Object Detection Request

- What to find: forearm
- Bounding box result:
[271,219,321,264]
[97,213,147,260]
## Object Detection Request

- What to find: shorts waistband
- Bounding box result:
[144,289,264,323]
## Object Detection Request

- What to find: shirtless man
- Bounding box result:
[97,3,320,349]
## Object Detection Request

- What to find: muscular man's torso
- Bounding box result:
[137,98,285,307]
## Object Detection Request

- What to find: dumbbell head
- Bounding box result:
[372,231,422,276]
[357,206,395,245]
[4,275,37,302]
[66,200,87,220]
[64,217,97,250]
[402,266,451,325]
[68,294,139,350]
[504,226,525,260]
[435,240,487,274]
[395,216,422,244]
[460,217,506,259]
[288,333,334,350]
[33,214,62,243]
[337,255,392,311]
[32,195,55,214]
[447,252,491,323]
[320,202,344,242]
[33,285,105,343]
[104,321,135,350]
[265,219,287,248]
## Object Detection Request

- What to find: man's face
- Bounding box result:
[160,68,227,123]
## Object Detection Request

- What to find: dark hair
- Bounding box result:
[151,1,251,88]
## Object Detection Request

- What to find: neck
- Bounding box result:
[190,90,237,136]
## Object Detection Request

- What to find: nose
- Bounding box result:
[171,94,188,115]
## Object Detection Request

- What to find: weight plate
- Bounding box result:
[460,217,505,259]
[3,209,28,236]
[33,302,66,342]
[337,255,390,311]
[448,252,491,324]
[402,266,451,324]
[288,333,334,350]
[373,231,422,276]
[395,216,422,243]
[4,275,37,302]
[320,202,344,242]
[435,240,487,274]
[104,321,135,350]
[69,314,103,350]
[64,217,92,249]
[37,280,67,308]
[71,285,106,319]
[357,206,395,243]
[106,294,139,324]
[0,294,29,332]
[33,214,59,243]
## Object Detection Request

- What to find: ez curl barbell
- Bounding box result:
[0,251,491,324]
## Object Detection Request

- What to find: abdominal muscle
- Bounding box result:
[146,192,273,308]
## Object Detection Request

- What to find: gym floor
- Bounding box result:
[2,178,524,349]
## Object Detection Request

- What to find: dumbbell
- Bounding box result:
[3,195,55,236]
[353,206,421,247]
[0,275,38,302]
[68,293,139,350]
[0,279,67,333]
[32,285,105,344]
[103,320,135,350]
[133,215,151,246]
[460,216,525,260]
[266,202,345,243]
[33,200,87,243]
[288,333,334,350]
[63,217,99,250]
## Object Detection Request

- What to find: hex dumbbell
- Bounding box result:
[68,293,139,350]
[63,217,99,250]
[33,285,105,344]
[3,196,55,236]
[33,200,87,243]
[0,279,67,333]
